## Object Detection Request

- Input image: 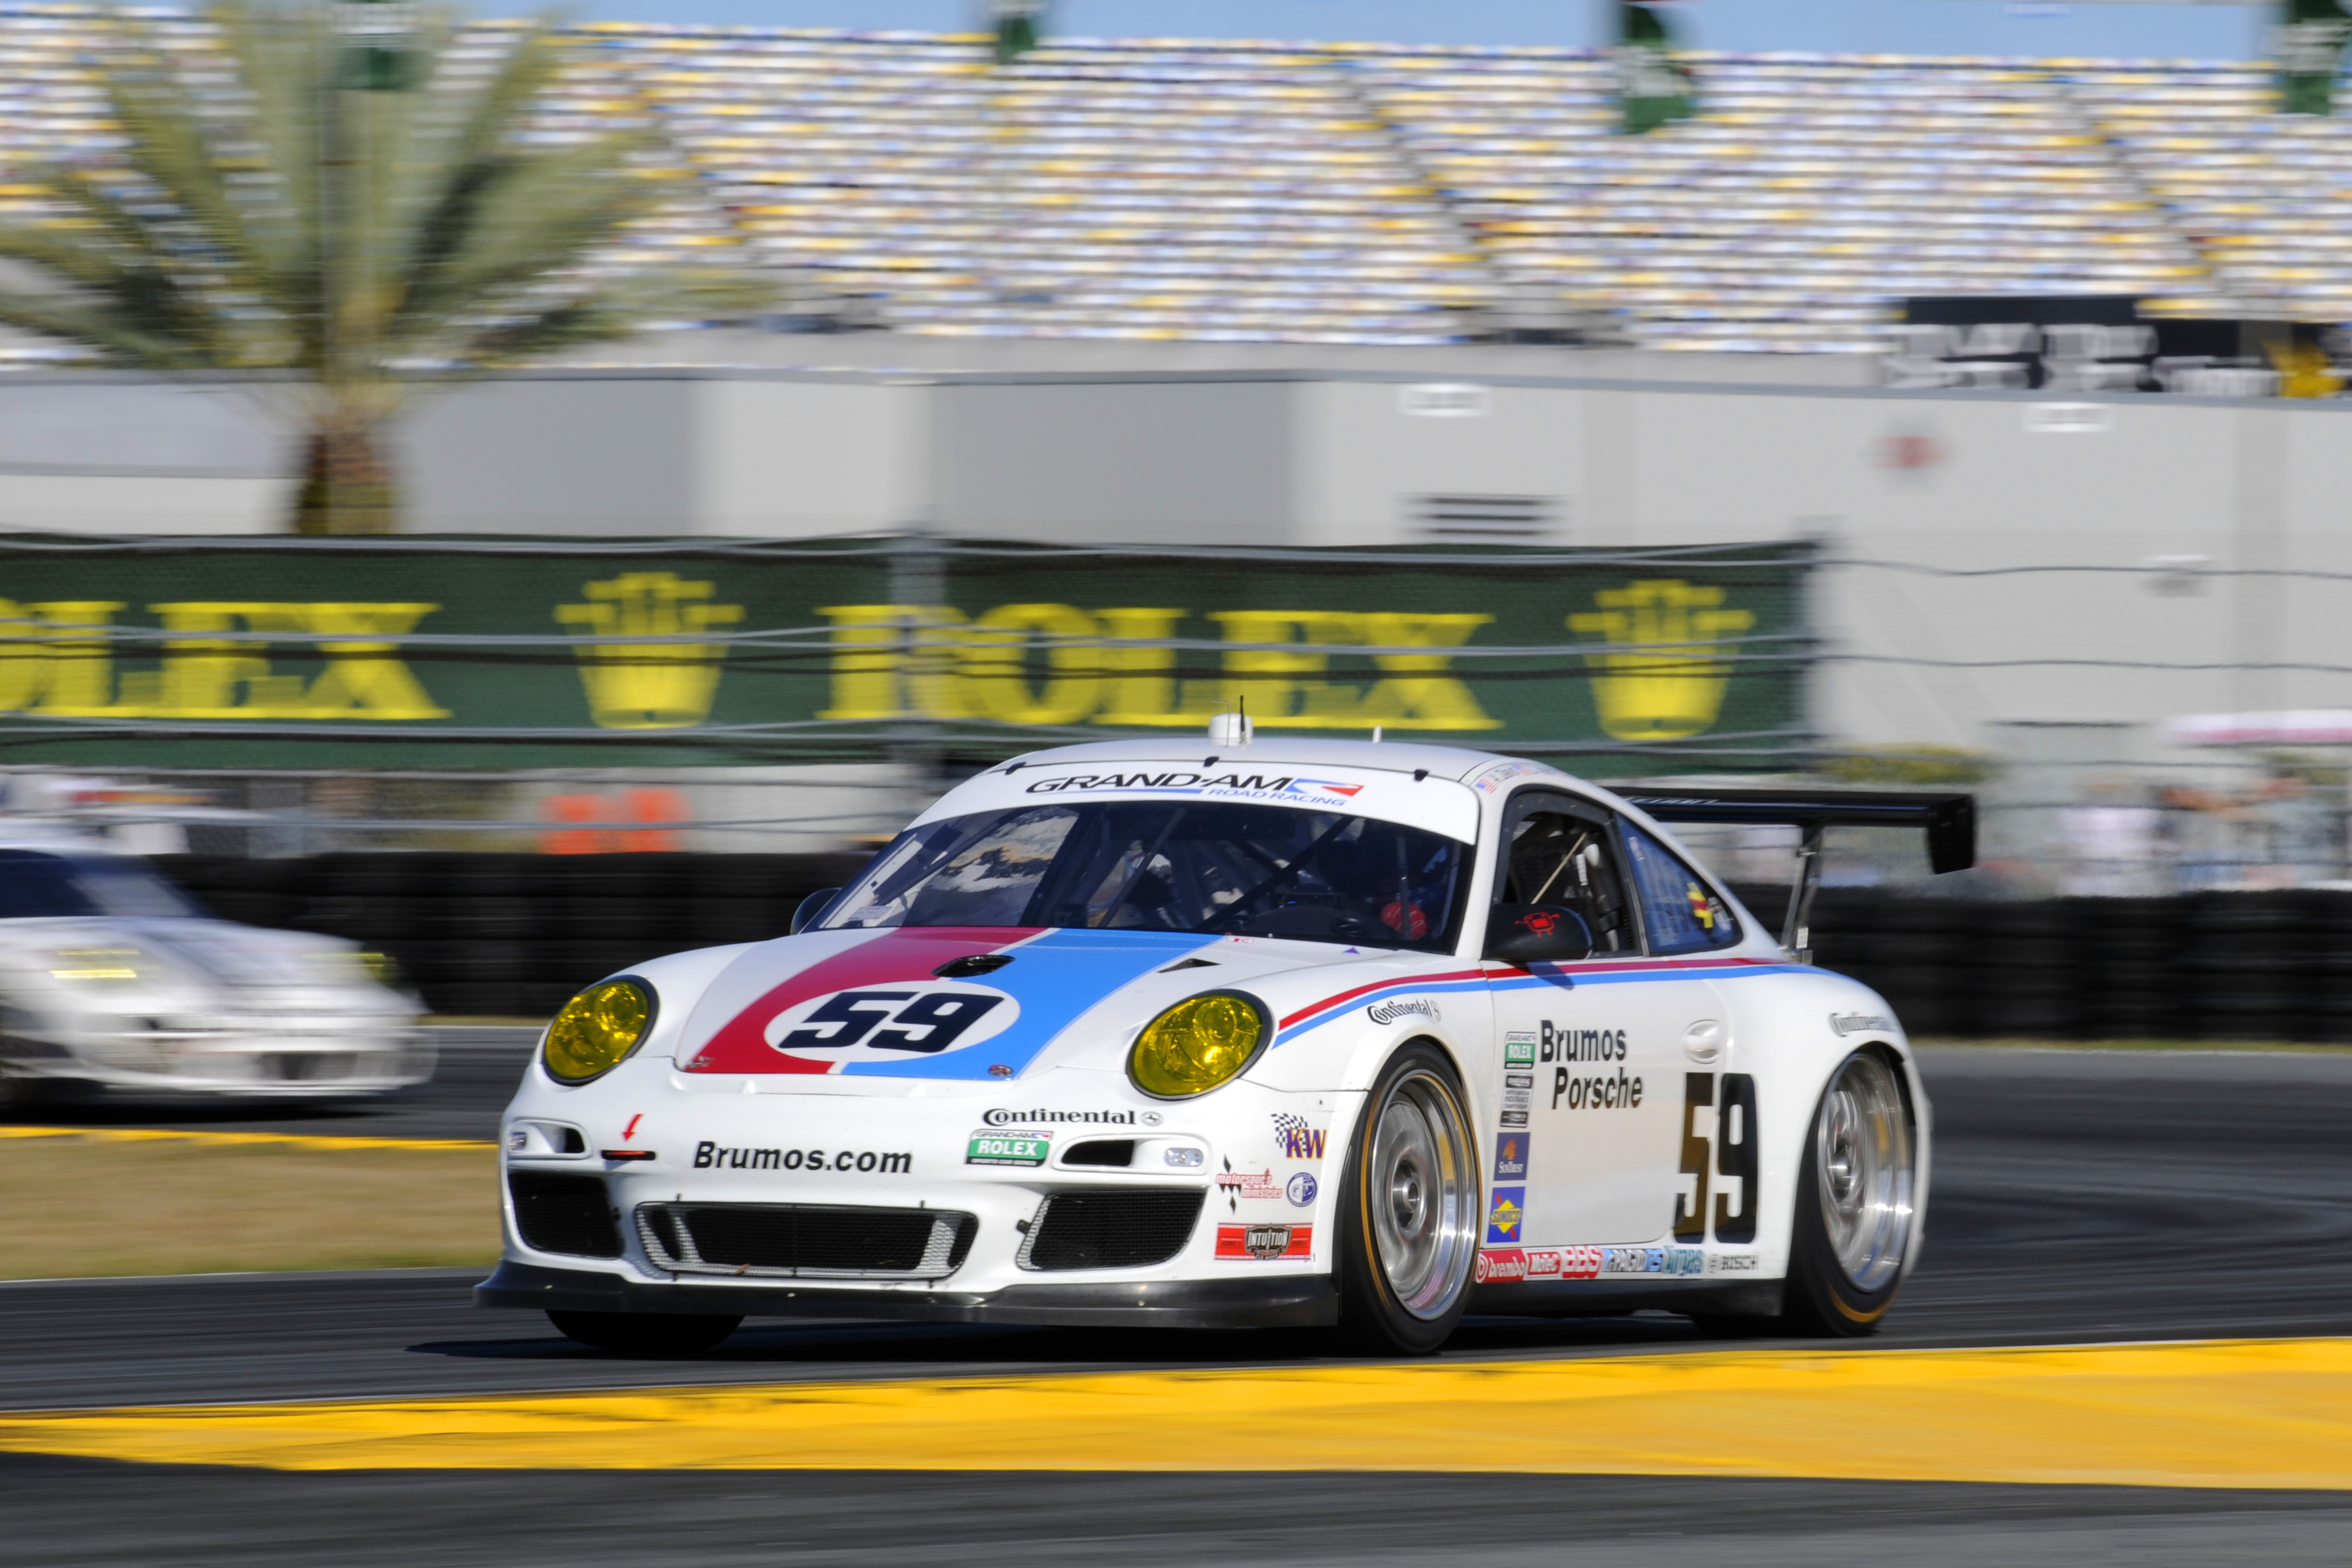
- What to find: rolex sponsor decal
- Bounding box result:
[966,1130,1051,1167]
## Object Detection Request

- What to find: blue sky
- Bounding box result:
[543,1,2274,61]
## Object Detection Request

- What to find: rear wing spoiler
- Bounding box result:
[1614,788,1976,962]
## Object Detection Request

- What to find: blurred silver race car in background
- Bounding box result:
[0,838,429,1103]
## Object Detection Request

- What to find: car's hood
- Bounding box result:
[671,924,1396,1084]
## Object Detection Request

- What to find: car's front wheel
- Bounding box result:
[1782,1049,1918,1335]
[546,1310,742,1354]
[1334,1042,1480,1353]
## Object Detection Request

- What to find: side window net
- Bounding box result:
[1500,809,1631,953]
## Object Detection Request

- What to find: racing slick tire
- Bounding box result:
[1780,1048,1919,1337]
[546,1310,742,1354]
[1335,1041,1480,1354]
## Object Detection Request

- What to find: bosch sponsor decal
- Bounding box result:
[1550,1066,1644,1112]
[693,1141,910,1175]
[1484,1185,1525,1244]
[1830,1012,1897,1037]
[1601,1246,1704,1277]
[684,926,1213,1080]
[1475,1245,1603,1284]
[1367,997,1441,1026]
[1024,770,1365,805]
[1539,1022,1625,1062]
[1286,1171,1318,1207]
[985,1107,1158,1127]
[1272,1112,1328,1162]
[966,1130,1051,1167]
[1504,1033,1535,1068]
[1216,1223,1313,1260]
[1707,1252,1760,1273]
[1492,1130,1529,1181]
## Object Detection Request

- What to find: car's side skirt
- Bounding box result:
[1469,1279,1785,1317]
[476,1260,1341,1330]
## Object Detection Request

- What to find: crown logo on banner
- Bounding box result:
[556,573,745,730]
[1568,580,1755,742]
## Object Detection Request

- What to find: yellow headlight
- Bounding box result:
[544,978,653,1084]
[1128,992,1267,1099]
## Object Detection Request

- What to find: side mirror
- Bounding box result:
[790,887,842,936]
[1484,903,1594,965]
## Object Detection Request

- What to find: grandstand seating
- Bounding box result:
[3,5,2350,353]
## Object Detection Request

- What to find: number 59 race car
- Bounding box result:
[479,719,1972,1353]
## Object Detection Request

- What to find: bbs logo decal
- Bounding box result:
[764,983,1019,1067]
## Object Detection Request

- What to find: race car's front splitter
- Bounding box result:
[474,1259,1339,1330]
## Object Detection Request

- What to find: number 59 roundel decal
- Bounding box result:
[764,983,1021,1069]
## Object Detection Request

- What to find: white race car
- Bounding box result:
[0,838,430,1103]
[480,723,1970,1352]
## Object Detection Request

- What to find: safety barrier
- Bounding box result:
[154,857,2352,1039]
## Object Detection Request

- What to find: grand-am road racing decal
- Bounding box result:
[683,926,1216,1079]
[1021,771,1364,804]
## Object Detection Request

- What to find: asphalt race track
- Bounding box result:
[5,1043,2352,1565]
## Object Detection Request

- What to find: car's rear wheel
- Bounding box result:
[546,1310,742,1354]
[1335,1042,1478,1353]
[1782,1049,1918,1335]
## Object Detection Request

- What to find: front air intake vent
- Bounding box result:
[1018,1189,1204,1271]
[636,1202,978,1279]
[508,1172,622,1259]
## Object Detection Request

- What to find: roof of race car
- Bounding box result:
[985,736,1552,783]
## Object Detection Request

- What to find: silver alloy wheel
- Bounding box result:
[1814,1053,1916,1293]
[1367,1067,1477,1319]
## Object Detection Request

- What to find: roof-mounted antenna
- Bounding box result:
[1206,695,1253,748]
[1372,725,1383,743]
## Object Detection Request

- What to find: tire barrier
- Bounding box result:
[1731,884,2352,1043]
[153,857,2352,1039]
[154,853,869,1018]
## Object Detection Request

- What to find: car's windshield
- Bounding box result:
[0,849,206,919]
[823,802,1470,952]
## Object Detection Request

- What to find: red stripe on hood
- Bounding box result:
[683,927,1041,1074]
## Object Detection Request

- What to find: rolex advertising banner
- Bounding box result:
[2281,0,2352,114]
[0,538,1812,776]
[1619,0,1697,135]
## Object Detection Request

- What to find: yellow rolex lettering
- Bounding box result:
[816,604,921,720]
[960,602,1103,726]
[1089,607,1186,725]
[1196,610,1364,727]
[0,601,127,715]
[1356,612,1501,730]
[299,605,449,719]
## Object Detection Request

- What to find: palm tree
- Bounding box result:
[0,2,772,533]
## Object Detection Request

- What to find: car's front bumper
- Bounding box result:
[474,1259,1339,1330]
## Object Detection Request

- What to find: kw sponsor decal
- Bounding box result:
[1599,1246,1704,1277]
[1367,997,1441,1026]
[966,1130,1051,1167]
[1272,1112,1327,1162]
[1485,1185,1526,1244]
[1550,1066,1644,1112]
[987,1107,1156,1127]
[1829,1012,1897,1037]
[1475,1245,1603,1284]
[1539,1022,1626,1062]
[1492,1131,1529,1181]
[693,1142,910,1175]
[1215,1223,1313,1260]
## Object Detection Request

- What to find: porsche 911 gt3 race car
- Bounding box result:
[0,838,429,1102]
[480,722,1968,1352]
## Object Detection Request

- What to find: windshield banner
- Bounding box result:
[0,537,1812,775]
